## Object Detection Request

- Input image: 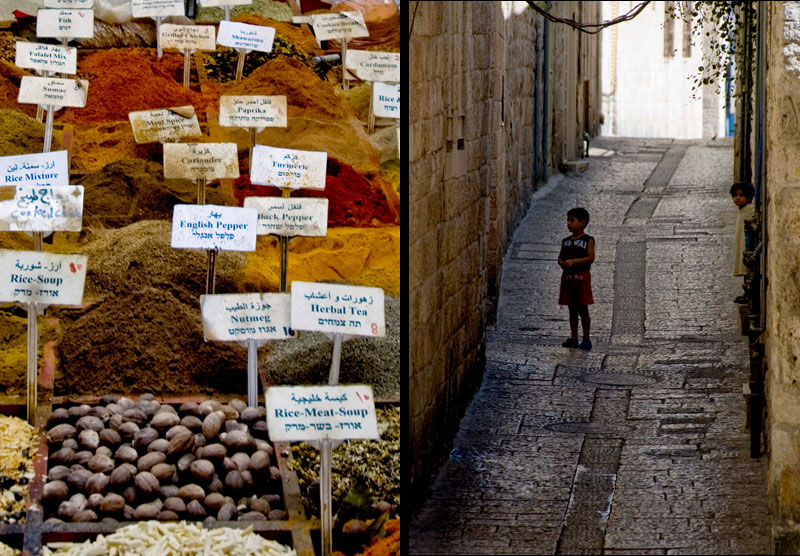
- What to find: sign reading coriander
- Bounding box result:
[345,50,400,83]
[129,107,201,144]
[0,151,69,188]
[15,42,77,75]
[244,197,328,237]
[266,385,379,441]
[217,20,275,52]
[290,281,385,337]
[18,76,88,107]
[373,82,400,118]
[200,292,292,341]
[159,24,216,51]
[36,9,95,39]
[219,96,286,128]
[171,204,258,251]
[0,250,87,305]
[163,143,239,180]
[250,146,327,190]
[131,0,183,17]
[310,12,369,41]
[0,186,84,232]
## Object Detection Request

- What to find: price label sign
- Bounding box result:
[43,0,94,7]
[345,50,400,83]
[163,143,239,180]
[36,9,94,39]
[244,197,328,237]
[310,12,369,41]
[15,42,77,75]
[159,24,216,51]
[0,185,83,232]
[0,250,87,305]
[250,145,327,191]
[129,106,202,144]
[265,385,379,441]
[219,96,286,129]
[171,204,258,251]
[18,76,88,108]
[131,0,184,18]
[200,292,292,341]
[290,281,385,337]
[0,151,69,188]
[217,20,275,52]
[373,82,400,118]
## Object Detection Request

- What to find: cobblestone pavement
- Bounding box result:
[409,137,772,555]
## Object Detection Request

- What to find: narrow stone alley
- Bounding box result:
[409,136,772,555]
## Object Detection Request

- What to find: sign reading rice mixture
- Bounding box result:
[0,249,87,305]
[0,185,84,232]
[36,9,95,39]
[15,42,77,75]
[200,292,292,342]
[159,24,216,51]
[250,145,327,190]
[171,204,258,252]
[0,151,69,188]
[163,143,239,180]
[219,96,286,128]
[18,76,88,107]
[290,281,385,337]
[244,197,328,237]
[129,107,201,144]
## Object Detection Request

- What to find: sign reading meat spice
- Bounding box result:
[15,42,77,75]
[201,292,292,406]
[36,9,95,40]
[243,197,328,237]
[0,185,84,232]
[250,145,327,190]
[128,106,202,144]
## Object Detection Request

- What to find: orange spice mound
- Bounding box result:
[59,48,214,124]
[355,520,400,556]
[223,56,347,119]
[232,14,320,54]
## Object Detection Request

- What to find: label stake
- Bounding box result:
[235,48,246,83]
[367,82,375,133]
[155,16,164,58]
[183,49,191,88]
[279,188,292,292]
[247,338,257,407]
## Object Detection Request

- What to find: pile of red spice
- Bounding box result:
[232,157,398,227]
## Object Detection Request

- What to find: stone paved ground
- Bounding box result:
[409,137,772,555]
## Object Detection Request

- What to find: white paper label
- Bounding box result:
[244,197,328,237]
[171,204,257,251]
[18,76,88,107]
[0,185,83,232]
[373,82,400,118]
[290,281,385,337]
[217,20,275,53]
[15,42,77,75]
[163,143,239,180]
[159,24,216,51]
[310,12,369,41]
[219,96,286,128]
[201,292,292,341]
[266,385,379,441]
[131,0,184,17]
[0,250,87,305]
[250,145,326,191]
[36,9,94,39]
[198,0,252,6]
[0,151,69,188]
[43,0,94,7]
[292,16,312,24]
[345,50,400,83]
[129,106,201,144]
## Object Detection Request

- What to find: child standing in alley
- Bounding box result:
[731,182,755,303]
[558,208,595,350]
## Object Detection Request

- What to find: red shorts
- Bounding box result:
[558,271,594,306]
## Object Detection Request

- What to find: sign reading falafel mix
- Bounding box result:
[0,249,87,305]
[129,106,201,144]
[0,185,84,232]
[266,385,379,441]
[18,76,88,107]
[43,0,94,7]
[36,9,95,39]
[250,145,327,190]
[200,292,292,342]
[219,96,286,128]
[373,82,400,118]
[131,0,183,17]
[310,12,369,41]
[345,50,400,83]
[217,20,275,52]
[159,24,216,51]
[15,42,77,75]
[290,281,385,337]
[244,197,328,237]
[171,204,258,252]
[163,143,239,180]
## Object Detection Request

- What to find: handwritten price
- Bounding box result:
[68,262,82,273]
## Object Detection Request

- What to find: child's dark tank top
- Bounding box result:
[560,234,594,272]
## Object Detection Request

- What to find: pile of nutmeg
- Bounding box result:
[42,394,288,524]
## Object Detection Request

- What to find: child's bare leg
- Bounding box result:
[578,305,590,340]
[568,305,579,340]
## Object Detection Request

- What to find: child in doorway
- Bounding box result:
[731,182,755,304]
[558,208,595,350]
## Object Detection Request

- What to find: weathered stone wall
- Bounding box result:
[765,1,800,547]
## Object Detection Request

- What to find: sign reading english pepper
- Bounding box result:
[0,250,87,305]
[170,204,258,252]
[290,281,385,337]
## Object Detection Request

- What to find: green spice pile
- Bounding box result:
[196,0,295,22]
[0,414,38,523]
[288,407,399,519]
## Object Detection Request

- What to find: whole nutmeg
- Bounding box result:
[122,408,147,425]
[255,440,274,456]
[89,406,110,422]
[207,475,224,494]
[133,427,159,448]
[177,484,205,500]
[179,402,200,416]
[150,412,180,430]
[109,463,137,486]
[72,509,97,522]
[74,450,93,466]
[137,451,166,472]
[88,455,114,474]
[222,457,237,473]
[176,453,196,473]
[118,398,135,410]
[139,393,156,402]
[147,439,170,453]
[269,466,281,481]
[217,503,237,522]
[100,493,125,512]
[114,445,138,464]
[85,473,109,494]
[151,463,175,481]
[157,510,179,521]
[108,414,123,431]
[239,407,260,423]
[133,503,159,520]
[251,497,270,514]
[241,470,255,488]
[204,492,226,510]
[68,405,92,419]
[198,400,222,415]
[99,395,118,406]
[190,459,214,482]
[157,405,177,415]
[46,408,70,427]
[231,453,250,473]
[66,469,92,490]
[163,497,186,513]
[134,472,160,495]
[187,499,206,518]
[58,501,78,519]
[43,480,69,501]
[48,466,71,482]
[194,434,206,449]
[225,421,247,434]
[99,429,121,447]
[167,430,194,456]
[62,439,79,451]
[166,425,191,441]
[221,430,254,452]
[106,403,123,416]
[251,421,268,438]
[160,485,179,499]
[137,400,160,418]
[229,399,246,414]
[220,405,239,421]
[117,422,139,439]
[47,423,77,443]
[241,511,267,521]
[87,493,103,509]
[249,451,269,472]
[268,509,288,520]
[123,505,135,520]
[76,415,104,433]
[122,486,137,504]
[374,501,393,514]
[342,519,367,534]
[202,412,225,440]
[180,415,202,432]
[225,470,244,491]
[96,446,113,458]
[199,444,226,460]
